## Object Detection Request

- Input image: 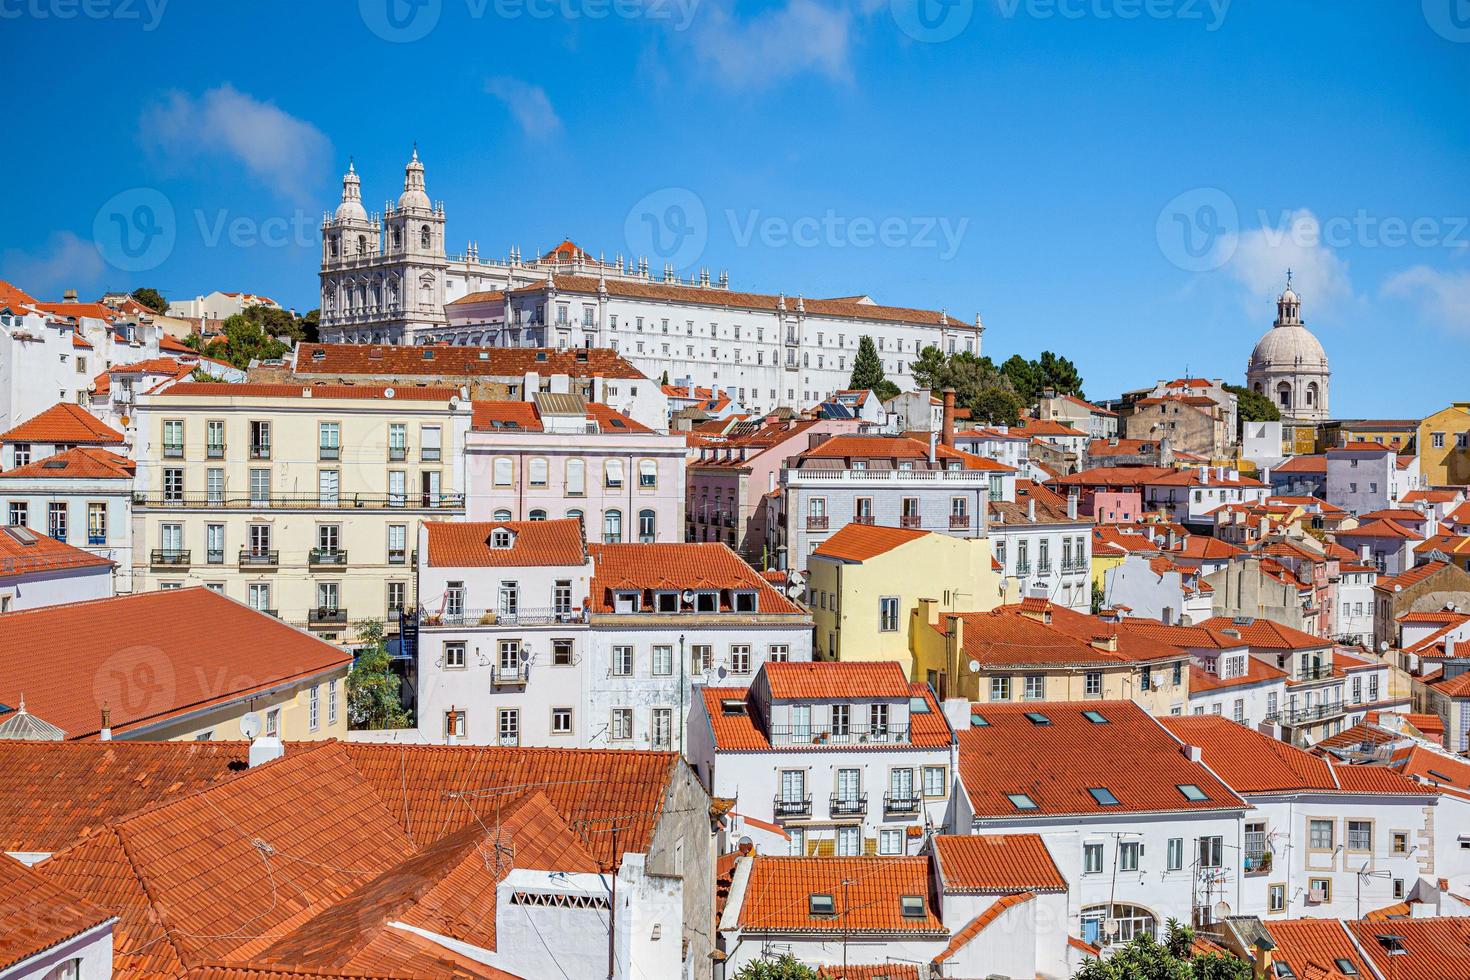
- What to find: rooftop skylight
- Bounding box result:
[1087,787,1120,806]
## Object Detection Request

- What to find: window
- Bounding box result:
[878,596,900,631]
[768,644,789,663]
[566,459,585,496]
[88,502,107,545]
[163,419,184,457]
[809,893,834,917]
[1088,787,1120,806]
[247,583,271,612]
[1024,674,1046,700]
[444,642,466,669]
[1309,878,1332,903]
[250,420,271,458]
[48,502,67,542]
[1309,819,1334,850]
[730,645,751,674]
[1007,792,1037,811]
[1198,836,1223,868]
[691,644,712,674]
[1119,841,1140,872]
[990,676,1011,701]
[1084,671,1102,696]
[318,422,341,460]
[1269,883,1286,912]
[879,829,904,855]
[836,826,860,856]
[1083,843,1104,874]
[420,425,442,461]
[604,459,624,489]
[528,457,548,487]
[318,469,339,506]
[493,457,513,487]
[444,710,466,739]
[1392,831,1409,854]
[205,524,224,564]
[652,645,673,676]
[498,708,520,746]
[388,470,406,507]
[639,459,657,488]
[265,707,280,737]
[309,685,320,731]
[638,509,656,543]
[831,703,850,736]
[163,467,184,502]
[1167,837,1184,871]
[552,707,573,734]
[1348,820,1372,852]
[603,509,623,543]
[613,645,633,676]
[611,707,633,740]
[652,707,673,749]
[1177,784,1208,802]
[7,502,26,527]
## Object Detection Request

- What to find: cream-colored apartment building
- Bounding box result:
[130,382,470,642]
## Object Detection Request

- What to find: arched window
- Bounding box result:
[638,509,656,543]
[420,225,431,249]
[1305,382,1318,407]
[567,508,584,522]
[1080,904,1156,946]
[528,457,549,488]
[638,459,657,488]
[493,509,513,521]
[329,235,339,257]
[357,234,366,254]
[1276,382,1292,409]
[603,510,623,544]
[529,509,547,521]
[493,457,513,487]
[566,459,586,496]
[1253,381,1262,394]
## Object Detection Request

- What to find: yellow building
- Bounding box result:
[1418,403,1470,487]
[805,523,1004,690]
[1339,419,1419,452]
[909,597,1190,714]
[130,382,471,643]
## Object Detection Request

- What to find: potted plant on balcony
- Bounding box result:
[479,612,497,625]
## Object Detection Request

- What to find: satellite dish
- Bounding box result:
[1104,918,1120,937]
[383,386,396,399]
[968,658,981,674]
[1448,602,1458,613]
[240,711,262,740]
[682,589,696,603]
[717,666,728,679]
[787,584,804,598]
[1213,900,1232,920]
[1379,640,1390,653]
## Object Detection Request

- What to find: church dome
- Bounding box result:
[334,161,368,222]
[396,147,431,210]
[1248,321,1327,373]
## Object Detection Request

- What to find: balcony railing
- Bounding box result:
[239,549,279,568]
[150,549,190,566]
[319,446,341,461]
[419,607,588,627]
[1037,561,1053,575]
[388,548,408,565]
[389,445,408,461]
[308,607,348,627]
[1063,558,1089,572]
[784,469,989,485]
[1279,702,1348,725]
[87,534,106,546]
[884,793,922,815]
[309,548,348,566]
[852,514,875,525]
[1015,560,1032,575]
[899,515,922,528]
[829,794,867,817]
[806,515,830,530]
[1296,665,1333,682]
[498,733,521,747]
[162,444,184,459]
[767,724,909,746]
[206,444,225,459]
[421,448,442,462]
[773,795,813,818]
[206,548,225,565]
[249,444,271,460]
[135,491,465,511]
[949,514,971,529]
[492,663,530,685]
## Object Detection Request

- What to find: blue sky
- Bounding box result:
[3,0,1467,416]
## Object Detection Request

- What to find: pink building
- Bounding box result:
[465,394,686,543]
[1050,465,1173,523]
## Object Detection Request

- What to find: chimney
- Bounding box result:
[1067,492,1079,521]
[921,597,941,626]
[99,703,111,741]
[248,736,285,768]
[1184,744,1203,763]
[928,430,938,464]
[1199,465,1210,484]
[63,288,78,303]
[1027,497,1036,522]
[1089,633,1119,653]
[1168,529,1180,551]
[941,388,956,449]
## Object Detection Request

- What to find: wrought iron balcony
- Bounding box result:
[206,444,225,459]
[806,515,830,530]
[852,514,875,525]
[899,515,922,528]
[134,491,465,511]
[238,549,279,568]
[150,549,190,566]
[884,793,922,815]
[309,548,348,566]
[829,794,867,817]
[773,795,812,818]
[389,445,408,461]
[205,548,225,565]
[492,662,530,685]
[388,548,408,565]
[309,607,348,627]
[319,446,341,461]
[1279,702,1349,725]
[950,514,971,529]
[249,444,271,460]
[767,724,909,746]
[419,607,588,628]
[162,444,184,459]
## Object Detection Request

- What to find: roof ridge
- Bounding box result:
[109,823,199,971]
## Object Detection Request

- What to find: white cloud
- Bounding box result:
[1226,208,1354,320]
[1382,266,1470,334]
[483,77,564,139]
[1,232,107,298]
[140,85,331,200]
[686,0,858,89]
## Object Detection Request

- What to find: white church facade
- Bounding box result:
[1246,275,1331,424]
[317,151,984,414]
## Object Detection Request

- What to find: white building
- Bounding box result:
[0,524,114,612]
[165,290,280,321]
[316,154,984,414]
[467,395,686,541]
[1141,466,1270,529]
[1246,278,1330,424]
[0,849,114,980]
[1164,716,1437,921]
[0,446,134,593]
[0,401,129,471]
[1337,558,1379,645]
[689,660,955,858]
[416,523,812,751]
[1103,552,1213,626]
[952,700,1249,946]
[1328,441,1408,516]
[989,486,1094,612]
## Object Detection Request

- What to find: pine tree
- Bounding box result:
[849,335,888,393]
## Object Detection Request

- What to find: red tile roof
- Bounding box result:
[423,518,587,567]
[0,279,39,309]
[1274,454,1327,473]
[0,589,351,739]
[0,740,251,853]
[735,856,945,935]
[1375,561,1457,593]
[0,853,114,974]
[294,343,648,380]
[816,966,920,980]
[945,603,1185,669]
[0,525,114,579]
[763,660,913,700]
[931,834,1066,893]
[1267,919,1372,980]
[586,542,804,615]
[34,301,120,323]
[957,701,1244,818]
[1194,615,1330,651]
[1186,658,1287,693]
[470,399,650,432]
[796,434,1009,470]
[702,682,954,752]
[0,446,134,479]
[153,382,462,401]
[811,523,931,562]
[0,402,125,445]
[1348,916,1470,980]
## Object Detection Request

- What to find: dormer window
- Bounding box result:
[900,895,925,919]
[694,591,718,613]
[733,591,757,613]
[490,529,514,549]
[614,591,640,613]
[655,591,679,613]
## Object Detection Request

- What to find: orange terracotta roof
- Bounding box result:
[1274,454,1327,473]
[946,603,1185,669]
[152,382,462,401]
[470,399,650,432]
[0,525,114,579]
[1338,518,1420,539]
[811,523,931,562]
[0,445,134,479]
[816,966,920,980]
[0,402,125,445]
[1054,464,1174,486]
[1267,919,1373,980]
[931,834,1066,893]
[34,301,119,323]
[1194,615,1330,651]
[0,740,251,854]
[796,434,1008,470]
[958,701,1244,818]
[0,589,351,739]
[1330,440,1396,453]
[702,682,953,752]
[764,660,913,700]
[423,518,586,567]
[1392,745,1470,794]
[1375,561,1455,593]
[1348,916,1470,979]
[735,856,945,935]
[1186,658,1286,693]
[1403,489,1461,504]
[586,542,804,615]
[0,853,114,974]
[294,343,648,380]
[0,279,39,309]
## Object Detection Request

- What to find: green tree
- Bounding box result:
[189,368,228,383]
[909,344,952,390]
[1072,921,1250,980]
[1000,354,1043,404]
[967,385,1025,426]
[849,335,888,392]
[130,287,168,314]
[300,308,321,344]
[1091,580,1105,614]
[1224,383,1281,433]
[1038,350,1084,398]
[347,620,411,730]
[216,313,290,370]
[734,955,819,980]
